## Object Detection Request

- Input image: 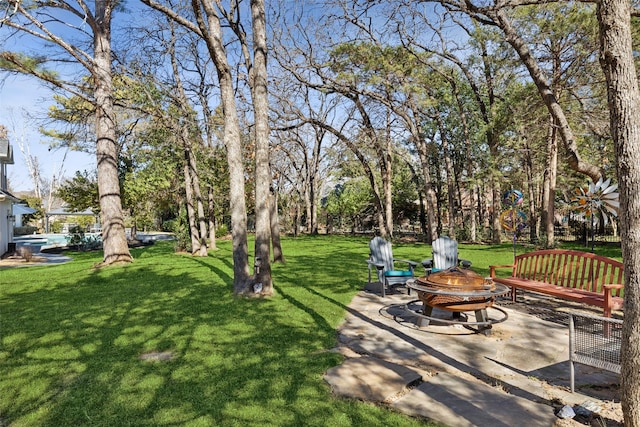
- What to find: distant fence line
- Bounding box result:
[320,222,621,245]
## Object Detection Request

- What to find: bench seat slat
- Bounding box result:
[490,249,624,317]
[493,277,624,310]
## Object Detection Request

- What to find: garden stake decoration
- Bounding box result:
[569,178,619,252]
[500,189,528,260]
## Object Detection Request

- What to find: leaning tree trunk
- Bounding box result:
[597,1,640,424]
[94,0,132,265]
[494,8,602,183]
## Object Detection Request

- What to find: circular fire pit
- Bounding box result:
[406,266,509,335]
[415,267,496,312]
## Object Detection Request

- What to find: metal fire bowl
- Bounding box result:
[409,267,507,312]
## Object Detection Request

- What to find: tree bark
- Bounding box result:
[94,0,132,265]
[188,147,209,256]
[542,116,558,248]
[452,79,477,242]
[169,26,207,256]
[597,1,640,424]
[208,187,217,250]
[269,190,285,263]
[250,0,273,295]
[192,0,251,293]
[435,112,456,239]
[182,144,202,254]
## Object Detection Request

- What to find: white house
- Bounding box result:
[0,129,18,256]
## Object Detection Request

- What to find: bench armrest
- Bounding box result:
[489,264,514,278]
[603,284,625,317]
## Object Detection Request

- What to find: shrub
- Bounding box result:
[214,224,229,238]
[67,226,102,251]
[14,226,38,236]
[17,246,33,262]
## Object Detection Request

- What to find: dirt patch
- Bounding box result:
[0,254,49,268]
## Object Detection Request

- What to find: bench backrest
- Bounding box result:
[513,250,624,296]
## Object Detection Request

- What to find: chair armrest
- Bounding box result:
[489,264,514,278]
[367,260,386,270]
[393,258,417,266]
[421,259,433,269]
[393,259,418,272]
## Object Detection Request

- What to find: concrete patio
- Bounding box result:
[324,288,622,426]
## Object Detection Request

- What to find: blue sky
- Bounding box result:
[0,74,95,193]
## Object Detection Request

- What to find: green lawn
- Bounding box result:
[0,235,621,426]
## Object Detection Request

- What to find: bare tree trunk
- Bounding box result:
[309,132,323,235]
[188,149,208,256]
[522,135,537,243]
[382,121,394,239]
[94,0,132,265]
[250,0,273,294]
[453,80,477,242]
[294,202,300,237]
[309,172,319,234]
[409,109,437,242]
[490,181,502,244]
[436,113,456,239]
[597,1,640,424]
[416,144,437,242]
[182,148,201,254]
[542,116,558,247]
[208,187,217,250]
[169,26,207,257]
[192,0,251,292]
[269,190,285,263]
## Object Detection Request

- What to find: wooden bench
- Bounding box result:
[489,249,624,317]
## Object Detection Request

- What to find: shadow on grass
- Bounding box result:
[1,238,428,427]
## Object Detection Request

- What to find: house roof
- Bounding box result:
[0,189,21,202]
[45,206,96,216]
[13,204,37,215]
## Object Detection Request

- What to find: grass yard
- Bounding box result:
[0,235,621,426]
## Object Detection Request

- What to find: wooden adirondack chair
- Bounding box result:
[422,236,471,274]
[367,236,418,297]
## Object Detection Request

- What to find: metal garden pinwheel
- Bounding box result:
[570,178,619,251]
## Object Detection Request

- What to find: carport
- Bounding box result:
[44,207,99,233]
